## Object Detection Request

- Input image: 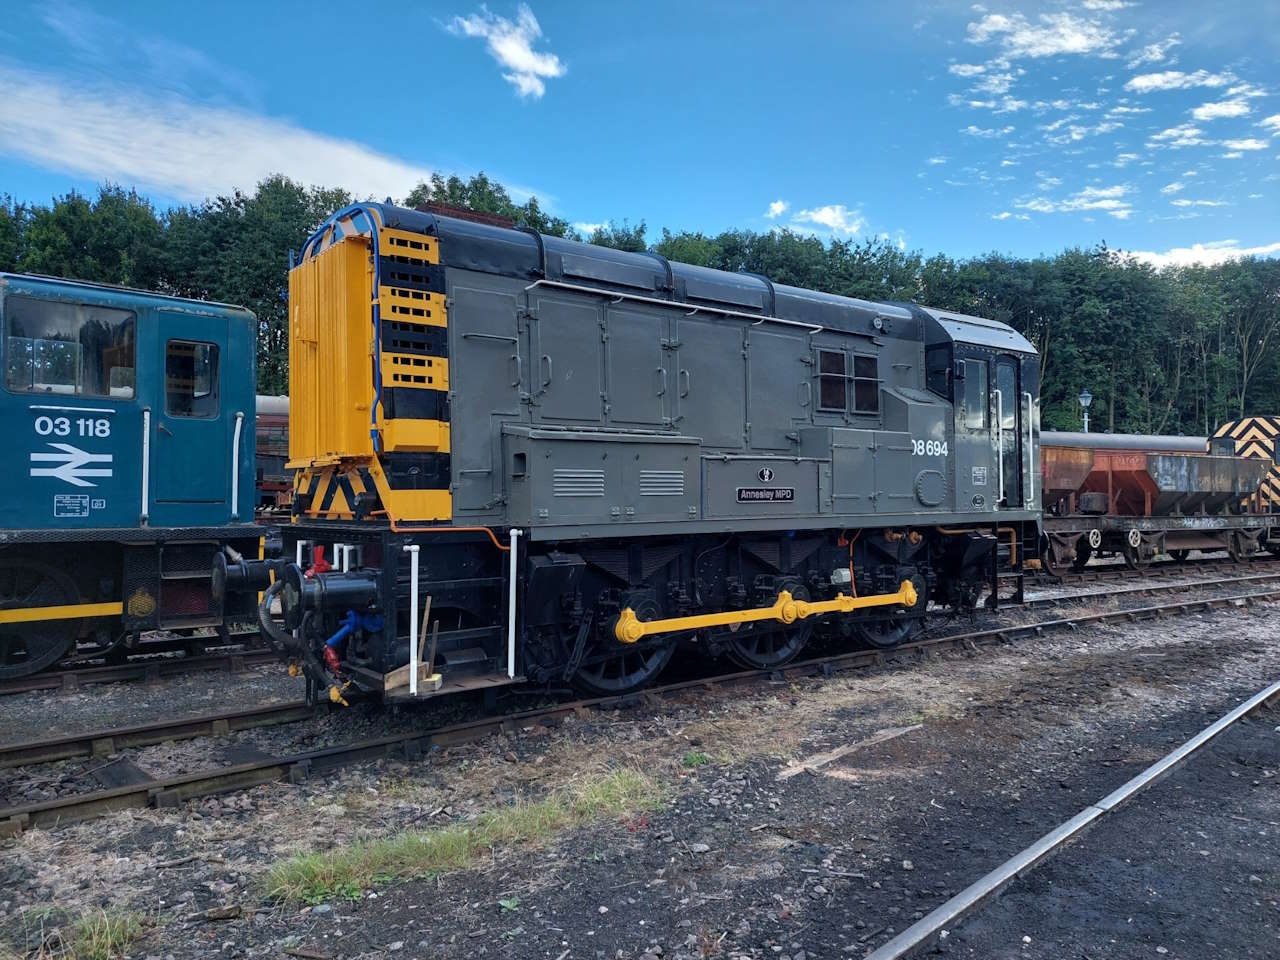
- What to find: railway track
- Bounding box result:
[5,555,1272,698]
[3,584,1277,837]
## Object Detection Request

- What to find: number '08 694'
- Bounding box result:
[912,439,948,457]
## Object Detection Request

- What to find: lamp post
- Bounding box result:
[1079,389,1093,433]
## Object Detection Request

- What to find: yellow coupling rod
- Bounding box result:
[613,580,918,645]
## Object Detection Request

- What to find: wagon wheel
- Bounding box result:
[1121,544,1148,572]
[0,560,81,679]
[722,578,813,670]
[1168,549,1190,563]
[1069,544,1093,573]
[572,592,677,696]
[855,617,921,650]
[1040,546,1068,579]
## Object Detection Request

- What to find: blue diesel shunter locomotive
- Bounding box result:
[0,273,263,677]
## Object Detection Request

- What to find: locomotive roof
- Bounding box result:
[0,271,256,320]
[308,203,1033,353]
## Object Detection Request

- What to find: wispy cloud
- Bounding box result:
[927,156,948,165]
[948,63,987,78]
[1192,99,1251,121]
[1126,34,1181,69]
[1258,114,1280,134]
[1127,239,1280,269]
[967,11,1123,59]
[1148,123,1207,147]
[1018,184,1135,219]
[1222,137,1268,151]
[1161,181,1185,194]
[446,3,565,99]
[791,204,866,236]
[991,210,1030,220]
[764,199,789,219]
[0,61,438,203]
[1170,198,1228,207]
[573,221,603,234]
[1125,70,1234,94]
[960,124,1015,138]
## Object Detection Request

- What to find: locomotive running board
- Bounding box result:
[613,580,918,644]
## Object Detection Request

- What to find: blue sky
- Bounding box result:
[1,0,1277,267]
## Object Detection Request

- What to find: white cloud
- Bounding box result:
[1106,104,1151,116]
[991,210,1030,220]
[1082,0,1131,9]
[792,204,866,236]
[1259,114,1280,134]
[1000,158,1020,167]
[1170,198,1227,207]
[446,3,565,99]
[1148,123,1207,147]
[1112,152,1139,166]
[1221,151,1244,159]
[961,124,1015,137]
[1161,181,1185,194]
[1127,239,1280,269]
[927,156,948,165]
[948,63,987,77]
[1222,138,1268,151]
[1045,120,1122,144]
[573,222,604,234]
[765,199,789,219]
[1126,34,1181,68]
[967,12,1122,59]
[1125,70,1233,94]
[0,61,443,203]
[1192,100,1251,121]
[1018,183,1135,219]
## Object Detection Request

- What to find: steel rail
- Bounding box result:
[1022,568,1280,609]
[2,586,1277,837]
[0,646,276,697]
[0,700,315,769]
[865,675,1280,960]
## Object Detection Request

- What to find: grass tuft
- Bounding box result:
[682,751,711,767]
[266,768,663,904]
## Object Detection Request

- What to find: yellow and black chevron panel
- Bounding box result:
[295,464,377,520]
[1214,416,1280,508]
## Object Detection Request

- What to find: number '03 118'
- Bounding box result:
[34,416,110,438]
[912,439,948,456]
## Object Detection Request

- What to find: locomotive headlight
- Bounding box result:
[831,567,852,587]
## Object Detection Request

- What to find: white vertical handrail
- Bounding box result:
[1022,390,1035,510]
[140,407,151,524]
[507,528,522,679]
[231,411,244,518]
[993,388,1004,507]
[404,544,420,696]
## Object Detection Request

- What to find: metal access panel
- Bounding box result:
[530,292,604,425]
[676,317,746,449]
[747,327,808,450]
[503,427,699,528]
[447,273,525,517]
[604,306,671,427]
[702,456,821,519]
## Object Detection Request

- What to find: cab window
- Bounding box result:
[963,359,988,430]
[4,296,136,398]
[817,349,846,411]
[853,355,879,413]
[165,340,220,417]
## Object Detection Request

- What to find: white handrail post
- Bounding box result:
[404,544,420,696]
[994,388,1004,507]
[231,411,244,519]
[140,407,151,525]
[507,529,522,679]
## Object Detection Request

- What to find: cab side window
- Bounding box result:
[853,355,879,414]
[963,359,987,430]
[4,296,136,398]
[817,349,847,412]
[165,340,220,418]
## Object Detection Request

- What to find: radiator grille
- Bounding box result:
[553,469,605,497]
[640,470,685,496]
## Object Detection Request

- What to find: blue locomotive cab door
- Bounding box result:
[149,313,229,525]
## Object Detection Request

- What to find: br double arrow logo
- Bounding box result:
[30,443,113,487]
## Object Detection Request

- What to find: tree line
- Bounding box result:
[2,174,1278,434]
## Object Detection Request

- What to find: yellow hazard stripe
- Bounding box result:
[0,601,124,625]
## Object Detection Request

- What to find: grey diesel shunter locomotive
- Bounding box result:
[227,203,1039,703]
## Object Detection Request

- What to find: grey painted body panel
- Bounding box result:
[440,240,1038,542]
